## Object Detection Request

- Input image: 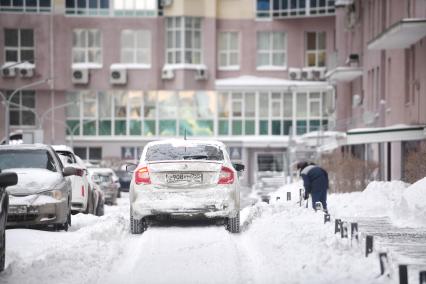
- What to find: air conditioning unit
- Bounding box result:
[19,67,34,78]
[110,68,127,85]
[301,68,313,80]
[161,0,173,6]
[72,68,89,84]
[1,67,16,78]
[195,68,208,80]
[161,68,174,80]
[312,68,326,81]
[288,68,301,80]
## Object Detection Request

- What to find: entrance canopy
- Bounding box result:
[347,124,426,145]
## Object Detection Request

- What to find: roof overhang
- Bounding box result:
[326,67,363,83]
[215,76,332,91]
[368,18,426,50]
[347,125,426,145]
[335,0,354,7]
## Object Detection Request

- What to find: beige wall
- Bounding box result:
[163,0,254,19]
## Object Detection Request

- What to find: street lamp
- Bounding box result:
[0,77,52,144]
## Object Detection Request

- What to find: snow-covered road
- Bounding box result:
[1,188,389,284]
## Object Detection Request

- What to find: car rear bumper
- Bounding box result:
[7,200,68,227]
[131,185,238,219]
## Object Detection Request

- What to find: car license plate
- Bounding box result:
[166,173,202,184]
[9,205,27,215]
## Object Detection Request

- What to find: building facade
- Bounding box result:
[0,0,338,186]
[329,0,426,181]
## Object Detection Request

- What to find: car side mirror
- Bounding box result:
[125,163,137,173]
[63,166,78,177]
[0,172,18,187]
[232,163,245,172]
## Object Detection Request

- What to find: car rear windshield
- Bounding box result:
[145,144,224,161]
[0,149,57,172]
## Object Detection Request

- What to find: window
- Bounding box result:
[114,91,127,135]
[143,91,157,136]
[65,0,109,15]
[166,17,202,65]
[306,31,326,67]
[72,29,102,64]
[218,32,239,70]
[257,31,286,69]
[98,91,112,135]
[179,91,215,136]
[0,0,51,13]
[65,0,157,16]
[7,90,35,126]
[74,147,102,161]
[256,0,335,18]
[121,30,151,65]
[4,29,34,63]
[158,91,177,136]
[82,91,97,135]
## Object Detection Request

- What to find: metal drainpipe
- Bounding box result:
[49,3,55,143]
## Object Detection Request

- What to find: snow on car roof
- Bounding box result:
[145,139,225,149]
[0,143,51,151]
[52,144,74,153]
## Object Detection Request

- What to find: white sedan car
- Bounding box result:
[128,139,244,234]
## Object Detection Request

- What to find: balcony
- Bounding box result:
[325,53,362,83]
[256,0,335,19]
[368,18,426,50]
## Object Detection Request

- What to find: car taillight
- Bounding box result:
[135,167,151,185]
[81,186,85,197]
[218,166,234,184]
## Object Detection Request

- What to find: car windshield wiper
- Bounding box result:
[183,155,209,160]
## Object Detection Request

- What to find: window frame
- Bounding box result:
[7,90,36,126]
[256,0,335,19]
[256,31,287,70]
[305,31,326,67]
[65,0,158,17]
[72,29,102,65]
[0,0,51,13]
[120,29,151,66]
[4,28,35,64]
[218,31,240,71]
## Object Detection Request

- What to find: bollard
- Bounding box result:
[324,213,330,224]
[379,252,389,276]
[365,235,373,257]
[287,192,291,201]
[420,271,426,284]
[335,219,341,234]
[340,222,348,238]
[299,188,303,207]
[276,196,280,201]
[315,202,323,211]
[351,223,359,241]
[399,265,408,284]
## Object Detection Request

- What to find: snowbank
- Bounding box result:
[393,177,426,227]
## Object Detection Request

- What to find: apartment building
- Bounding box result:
[329,0,426,181]
[0,0,337,185]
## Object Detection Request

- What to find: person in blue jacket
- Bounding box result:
[297,161,329,211]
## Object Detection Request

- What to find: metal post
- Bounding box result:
[399,265,408,284]
[287,192,291,201]
[351,223,359,242]
[335,219,341,234]
[420,271,426,284]
[340,222,348,238]
[299,188,302,207]
[276,196,280,201]
[379,253,389,276]
[365,235,373,257]
[324,213,330,224]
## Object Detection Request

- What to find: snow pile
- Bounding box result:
[4,168,62,194]
[393,177,426,227]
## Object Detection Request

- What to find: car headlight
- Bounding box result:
[40,189,63,200]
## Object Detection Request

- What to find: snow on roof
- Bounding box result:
[0,143,51,151]
[347,124,425,133]
[215,76,331,90]
[301,131,347,139]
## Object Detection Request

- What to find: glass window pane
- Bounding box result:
[272,53,284,66]
[129,91,142,118]
[229,32,238,49]
[296,120,307,135]
[130,120,141,135]
[121,30,134,48]
[257,32,270,49]
[10,110,19,125]
[21,50,34,62]
[318,51,326,66]
[257,53,269,67]
[272,120,281,135]
[232,120,242,135]
[22,91,35,108]
[159,120,176,136]
[99,120,111,135]
[219,120,229,135]
[83,92,96,118]
[158,91,177,117]
[296,93,307,118]
[219,33,227,50]
[232,101,242,117]
[218,93,229,118]
[66,120,80,136]
[259,93,269,117]
[307,32,316,50]
[22,111,35,125]
[309,120,320,132]
[122,50,134,63]
[144,91,156,118]
[259,120,268,135]
[5,29,18,47]
[245,120,255,135]
[283,92,292,118]
[272,32,284,50]
[318,32,326,49]
[20,29,33,47]
[5,50,18,62]
[115,120,126,135]
[83,120,96,135]
[144,120,156,136]
[98,91,112,118]
[245,93,255,118]
[307,53,316,66]
[114,92,127,118]
[283,120,292,135]
[230,52,239,66]
[66,92,80,117]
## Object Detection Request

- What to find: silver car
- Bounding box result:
[128,139,244,234]
[0,144,78,231]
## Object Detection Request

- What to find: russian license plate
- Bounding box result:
[9,205,27,215]
[166,173,202,184]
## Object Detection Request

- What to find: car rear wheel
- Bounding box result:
[227,211,240,233]
[130,212,147,234]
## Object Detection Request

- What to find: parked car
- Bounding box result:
[53,145,93,214]
[87,168,119,206]
[75,157,104,216]
[127,139,245,234]
[0,144,79,231]
[115,170,132,192]
[0,171,17,272]
[253,172,287,203]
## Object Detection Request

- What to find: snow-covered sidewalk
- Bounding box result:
[1,189,392,284]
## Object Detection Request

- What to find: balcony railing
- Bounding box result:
[257,0,335,19]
